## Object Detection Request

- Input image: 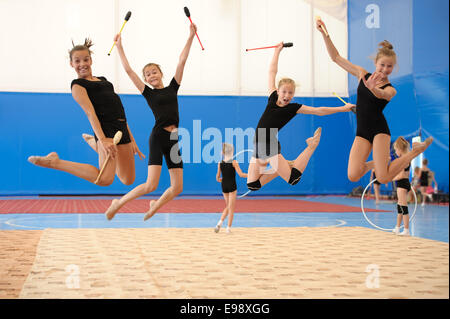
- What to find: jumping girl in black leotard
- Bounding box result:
[105,23,197,221]
[28,39,144,186]
[246,42,355,192]
[316,18,433,184]
[214,143,247,234]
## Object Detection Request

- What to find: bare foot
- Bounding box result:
[412,137,433,154]
[306,127,322,150]
[105,199,121,220]
[28,152,59,168]
[143,200,157,221]
[82,133,98,152]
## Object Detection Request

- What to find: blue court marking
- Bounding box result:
[0,196,447,243]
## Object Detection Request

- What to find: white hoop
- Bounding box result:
[361,178,417,231]
[228,149,253,198]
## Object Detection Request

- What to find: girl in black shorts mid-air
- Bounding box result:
[316,19,433,185]
[105,23,197,221]
[246,42,355,192]
[214,143,248,234]
[392,137,412,236]
[28,39,144,186]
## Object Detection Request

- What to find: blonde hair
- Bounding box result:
[142,63,163,80]
[69,38,94,61]
[394,136,410,153]
[222,143,234,157]
[374,40,397,65]
[278,78,297,90]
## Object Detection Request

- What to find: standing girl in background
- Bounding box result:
[419,158,438,206]
[28,39,144,186]
[105,23,197,221]
[392,137,412,236]
[214,143,248,234]
[316,19,433,185]
[410,166,421,203]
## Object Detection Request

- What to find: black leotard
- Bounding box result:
[356,73,394,143]
[420,170,429,186]
[254,90,302,159]
[141,77,183,168]
[71,76,131,144]
[220,160,237,193]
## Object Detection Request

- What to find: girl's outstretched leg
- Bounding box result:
[144,168,183,221]
[105,165,162,220]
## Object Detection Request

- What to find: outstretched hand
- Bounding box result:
[362,71,384,90]
[131,140,145,160]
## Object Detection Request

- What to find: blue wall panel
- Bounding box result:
[0,92,355,195]
[1,0,448,195]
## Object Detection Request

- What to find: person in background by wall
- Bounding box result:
[28,39,144,186]
[408,166,421,203]
[419,158,438,206]
[214,143,248,234]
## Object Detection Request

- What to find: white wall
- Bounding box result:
[0,0,348,97]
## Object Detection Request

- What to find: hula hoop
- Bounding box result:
[361,178,417,231]
[228,149,254,198]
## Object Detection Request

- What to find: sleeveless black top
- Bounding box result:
[356,73,394,142]
[220,160,237,193]
[71,76,126,123]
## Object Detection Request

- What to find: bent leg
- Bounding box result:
[347,137,373,182]
[115,143,136,185]
[28,150,115,186]
[105,165,162,220]
[144,168,183,221]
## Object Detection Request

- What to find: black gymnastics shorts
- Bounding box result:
[356,116,391,144]
[94,118,131,145]
[253,139,281,160]
[221,180,237,194]
[148,128,183,169]
[396,178,411,191]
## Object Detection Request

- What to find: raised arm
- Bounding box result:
[71,85,117,158]
[297,103,355,115]
[316,18,366,79]
[115,34,146,93]
[233,160,248,178]
[268,42,283,94]
[174,23,197,85]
